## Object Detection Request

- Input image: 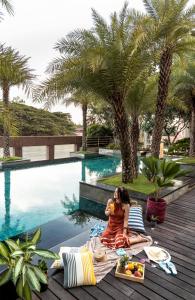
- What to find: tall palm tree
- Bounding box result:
[37,4,152,183]
[0,45,34,157]
[143,0,195,157]
[126,73,156,177]
[173,54,195,156]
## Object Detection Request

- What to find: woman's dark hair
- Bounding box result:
[113,187,123,201]
[121,187,131,204]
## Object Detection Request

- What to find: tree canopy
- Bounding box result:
[0,102,75,136]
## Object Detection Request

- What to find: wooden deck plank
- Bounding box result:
[48,278,76,300]
[104,273,134,297]
[54,272,95,300]
[96,279,128,300]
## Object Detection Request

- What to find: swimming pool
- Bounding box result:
[0,156,121,241]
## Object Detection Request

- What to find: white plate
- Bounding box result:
[144,246,171,263]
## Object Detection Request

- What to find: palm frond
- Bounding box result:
[0,0,13,15]
[143,0,158,19]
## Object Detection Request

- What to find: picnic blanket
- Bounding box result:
[85,232,153,283]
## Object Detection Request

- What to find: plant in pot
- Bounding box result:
[142,157,188,223]
[0,228,59,300]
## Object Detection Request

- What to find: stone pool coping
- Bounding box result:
[0,159,31,170]
[0,157,82,171]
[80,175,195,210]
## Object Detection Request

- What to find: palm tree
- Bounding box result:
[143,0,195,157]
[0,45,34,157]
[37,3,152,183]
[173,54,195,156]
[126,73,156,177]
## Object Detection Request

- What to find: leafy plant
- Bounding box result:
[38,260,48,274]
[168,138,190,155]
[142,157,189,200]
[0,228,59,300]
[106,143,120,150]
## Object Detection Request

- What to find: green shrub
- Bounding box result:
[168,138,189,155]
[106,143,120,150]
[87,124,113,137]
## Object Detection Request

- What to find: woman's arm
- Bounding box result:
[123,204,130,234]
[105,199,113,216]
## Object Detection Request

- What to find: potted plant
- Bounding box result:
[0,228,59,300]
[142,157,188,223]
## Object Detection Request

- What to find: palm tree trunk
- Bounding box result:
[82,104,87,152]
[189,97,195,157]
[151,47,173,157]
[3,82,10,157]
[112,98,133,183]
[130,115,139,178]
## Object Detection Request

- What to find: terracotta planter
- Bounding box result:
[0,280,17,300]
[146,197,167,223]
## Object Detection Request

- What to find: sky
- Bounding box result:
[0,0,193,124]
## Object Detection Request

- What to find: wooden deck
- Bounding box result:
[34,189,195,300]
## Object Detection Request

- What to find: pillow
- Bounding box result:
[51,246,88,269]
[63,251,96,288]
[128,206,146,233]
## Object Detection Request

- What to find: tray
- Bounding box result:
[115,261,145,283]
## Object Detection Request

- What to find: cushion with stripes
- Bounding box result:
[63,251,96,288]
[128,206,146,233]
[51,246,88,269]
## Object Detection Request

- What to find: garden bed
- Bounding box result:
[80,174,192,210]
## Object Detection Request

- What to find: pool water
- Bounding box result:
[0,156,121,240]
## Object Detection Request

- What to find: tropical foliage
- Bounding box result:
[0,228,59,300]
[0,45,34,156]
[36,3,154,183]
[143,0,195,157]
[87,124,113,138]
[142,156,188,200]
[0,101,75,136]
[168,137,190,155]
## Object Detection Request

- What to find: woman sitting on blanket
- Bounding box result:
[100,187,146,249]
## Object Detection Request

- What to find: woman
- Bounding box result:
[100,187,145,249]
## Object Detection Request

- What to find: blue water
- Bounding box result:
[0,156,121,240]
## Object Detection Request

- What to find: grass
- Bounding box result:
[0,156,22,162]
[176,157,195,164]
[99,174,156,195]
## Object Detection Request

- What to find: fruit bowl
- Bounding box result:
[115,261,145,283]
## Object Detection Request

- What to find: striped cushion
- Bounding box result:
[51,246,88,269]
[63,251,96,288]
[128,206,146,233]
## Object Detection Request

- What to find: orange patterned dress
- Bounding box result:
[100,202,129,249]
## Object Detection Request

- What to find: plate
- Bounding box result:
[144,246,171,263]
